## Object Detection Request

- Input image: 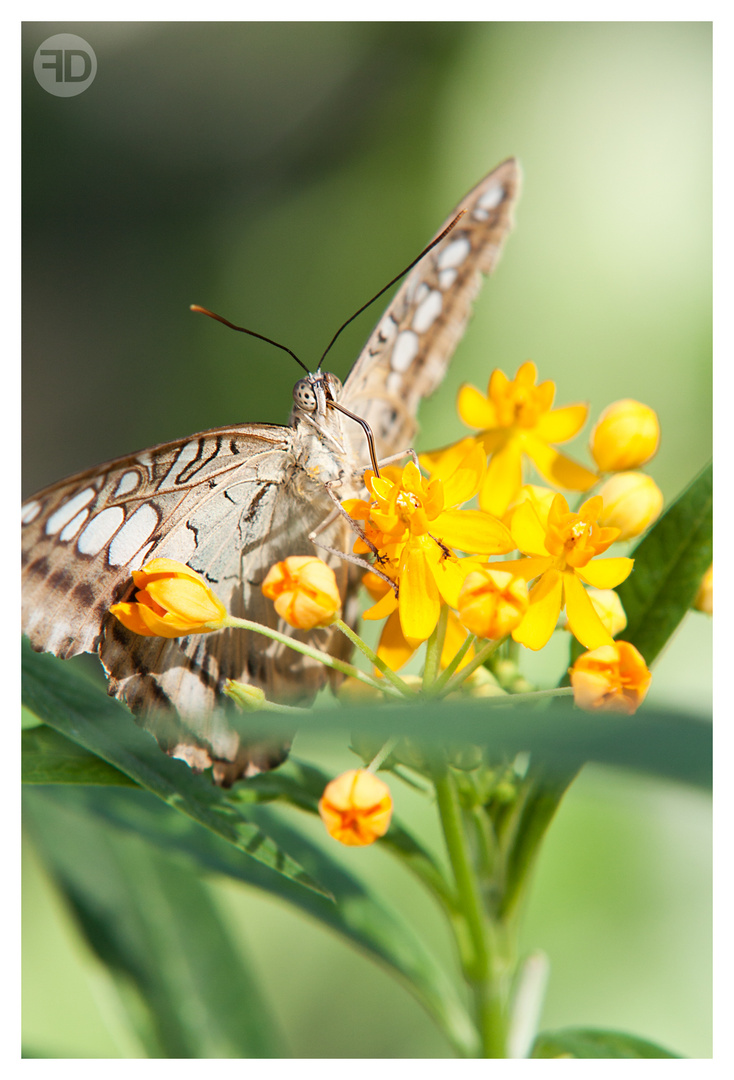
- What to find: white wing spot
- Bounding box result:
[472,207,489,222]
[437,236,471,271]
[478,184,504,210]
[77,506,125,556]
[114,470,140,498]
[438,268,458,290]
[59,509,90,542]
[136,451,153,468]
[414,281,430,306]
[386,371,402,396]
[127,539,156,572]
[108,503,160,567]
[45,487,97,535]
[390,330,420,373]
[412,289,443,334]
[21,500,42,524]
[159,441,200,489]
[378,313,398,344]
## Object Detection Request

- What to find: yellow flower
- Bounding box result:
[421,361,598,517]
[570,641,652,714]
[109,558,228,638]
[261,556,341,630]
[457,567,529,640]
[583,589,627,638]
[504,493,634,651]
[318,769,393,846]
[596,471,664,540]
[694,564,712,615]
[503,483,558,528]
[590,399,660,472]
[358,449,514,644]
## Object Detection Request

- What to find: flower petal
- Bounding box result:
[510,499,549,556]
[376,609,416,672]
[523,432,598,491]
[576,557,634,589]
[441,442,486,507]
[362,585,398,621]
[563,572,614,649]
[457,383,497,429]
[496,556,554,582]
[420,436,479,481]
[479,438,524,517]
[512,569,563,650]
[431,508,515,556]
[534,403,588,444]
[398,541,441,642]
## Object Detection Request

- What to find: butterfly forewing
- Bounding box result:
[22,159,521,783]
[341,159,520,463]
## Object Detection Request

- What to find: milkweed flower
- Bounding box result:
[355,449,514,644]
[109,558,228,637]
[261,556,341,630]
[570,641,652,714]
[694,564,713,615]
[596,471,664,540]
[318,769,393,846]
[504,493,634,651]
[457,566,529,640]
[590,399,660,472]
[421,361,598,517]
[583,588,627,638]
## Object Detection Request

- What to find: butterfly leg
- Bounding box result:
[308,484,397,592]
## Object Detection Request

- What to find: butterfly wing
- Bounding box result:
[22,424,354,781]
[340,158,521,463]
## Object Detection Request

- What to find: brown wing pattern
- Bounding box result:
[341,158,521,464]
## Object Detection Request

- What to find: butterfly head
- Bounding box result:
[292,371,343,417]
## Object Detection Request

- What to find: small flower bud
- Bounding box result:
[596,472,663,541]
[318,769,393,846]
[694,564,712,615]
[590,399,660,472]
[261,556,341,630]
[457,567,529,640]
[570,640,652,714]
[109,558,228,638]
[224,680,267,710]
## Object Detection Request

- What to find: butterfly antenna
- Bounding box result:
[317,208,467,370]
[190,304,310,374]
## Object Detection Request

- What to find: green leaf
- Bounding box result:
[616,462,712,665]
[22,725,139,786]
[532,1027,681,1058]
[24,788,284,1058]
[22,639,329,898]
[28,783,479,1058]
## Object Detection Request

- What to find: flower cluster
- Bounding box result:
[107,359,665,847]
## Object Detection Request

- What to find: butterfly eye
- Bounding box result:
[293,378,317,412]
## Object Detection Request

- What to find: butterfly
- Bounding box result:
[22,159,521,784]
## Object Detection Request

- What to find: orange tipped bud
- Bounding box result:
[570,640,652,714]
[261,556,341,630]
[318,769,393,846]
[109,558,228,638]
[590,399,660,472]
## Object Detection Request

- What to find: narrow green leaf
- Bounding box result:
[24,788,284,1058]
[22,725,139,786]
[616,462,713,664]
[532,1027,681,1058]
[22,640,329,898]
[39,783,479,1058]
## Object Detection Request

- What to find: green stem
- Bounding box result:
[332,618,415,699]
[429,633,476,696]
[431,756,509,1057]
[367,736,400,773]
[423,605,448,689]
[222,615,403,698]
[440,637,504,696]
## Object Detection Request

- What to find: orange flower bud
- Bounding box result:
[694,564,712,615]
[590,399,660,472]
[457,566,529,640]
[318,769,393,846]
[109,558,228,638]
[570,640,652,714]
[597,471,664,541]
[261,556,341,630]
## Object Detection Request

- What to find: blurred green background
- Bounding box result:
[22,22,711,1058]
